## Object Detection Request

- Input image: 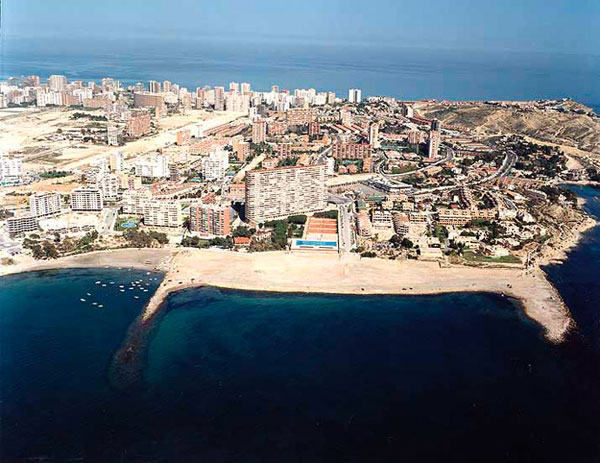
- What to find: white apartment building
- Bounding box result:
[7,215,38,236]
[0,154,23,186]
[48,75,68,92]
[71,188,104,211]
[29,192,61,218]
[135,155,169,178]
[201,149,229,182]
[96,173,121,201]
[122,188,153,215]
[142,200,183,228]
[110,151,124,172]
[348,88,362,104]
[245,164,326,223]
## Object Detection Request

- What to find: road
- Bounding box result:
[377,146,455,181]
[326,193,355,254]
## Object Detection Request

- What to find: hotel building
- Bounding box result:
[245,164,326,223]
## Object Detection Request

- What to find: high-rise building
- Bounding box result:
[348,88,362,104]
[48,75,68,92]
[163,80,172,93]
[234,140,251,162]
[308,121,321,137]
[0,154,23,186]
[122,188,153,214]
[252,120,267,144]
[332,142,372,160]
[7,215,38,236]
[71,188,104,211]
[241,82,251,94]
[245,164,326,223]
[126,110,152,138]
[29,192,61,218]
[369,122,380,149]
[142,200,182,228]
[107,125,120,146]
[214,86,225,111]
[229,82,240,93]
[148,80,162,93]
[271,85,280,93]
[428,119,442,159]
[135,154,169,178]
[201,149,230,181]
[96,173,121,201]
[110,151,124,172]
[189,202,232,237]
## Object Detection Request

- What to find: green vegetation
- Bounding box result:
[124,229,169,247]
[360,251,377,258]
[232,226,256,238]
[39,171,71,179]
[23,237,59,260]
[314,210,338,220]
[463,251,521,264]
[264,219,289,249]
[287,215,307,225]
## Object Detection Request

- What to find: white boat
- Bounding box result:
[80,298,86,302]
[102,284,107,287]
[86,293,91,296]
[98,305,103,308]
[95,281,101,285]
[92,302,98,306]
[134,296,139,299]
[120,289,125,293]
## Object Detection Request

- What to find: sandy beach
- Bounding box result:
[142,249,572,342]
[0,248,175,277]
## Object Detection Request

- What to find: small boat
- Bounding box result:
[119,285,124,288]
[109,282,115,285]
[95,281,101,285]
[98,305,103,308]
[129,287,134,290]
[120,289,125,293]
[80,298,86,302]
[134,296,139,299]
[102,284,107,287]
[92,302,98,306]
[86,293,91,296]
[143,290,148,293]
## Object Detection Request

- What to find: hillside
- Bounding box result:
[417,102,600,155]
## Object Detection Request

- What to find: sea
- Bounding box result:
[1,38,600,112]
[1,185,600,462]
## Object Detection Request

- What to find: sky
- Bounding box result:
[2,0,599,54]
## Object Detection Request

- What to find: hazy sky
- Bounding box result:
[3,0,599,53]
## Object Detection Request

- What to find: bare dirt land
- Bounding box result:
[0,107,245,171]
[418,101,600,155]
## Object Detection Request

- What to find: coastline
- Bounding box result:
[3,210,596,344]
[0,248,175,277]
[141,249,572,343]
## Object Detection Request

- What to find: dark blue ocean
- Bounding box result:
[2,38,600,111]
[1,185,600,463]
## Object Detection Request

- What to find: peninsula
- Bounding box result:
[2,74,600,343]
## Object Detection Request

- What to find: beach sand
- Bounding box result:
[1,235,586,343]
[143,249,572,342]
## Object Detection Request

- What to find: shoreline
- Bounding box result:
[141,249,572,343]
[2,208,597,344]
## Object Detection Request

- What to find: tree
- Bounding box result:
[42,241,59,259]
[401,238,414,249]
